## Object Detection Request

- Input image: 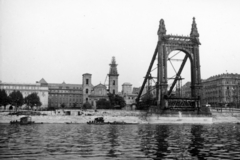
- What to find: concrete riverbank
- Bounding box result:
[211,108,240,123]
[0,108,240,124]
[0,115,213,124]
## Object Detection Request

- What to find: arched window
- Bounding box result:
[86,89,88,94]
[86,79,89,85]
[113,80,115,85]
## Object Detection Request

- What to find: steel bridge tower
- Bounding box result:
[136,17,202,109]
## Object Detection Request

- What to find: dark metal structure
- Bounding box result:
[136,17,202,109]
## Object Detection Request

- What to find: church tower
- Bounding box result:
[108,57,119,94]
[82,73,92,104]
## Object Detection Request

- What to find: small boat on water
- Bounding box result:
[10,116,35,125]
[87,117,106,125]
[87,117,138,125]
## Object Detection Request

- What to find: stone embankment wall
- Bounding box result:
[210,108,240,123]
[0,109,214,124]
[1,108,239,124]
[0,110,143,124]
[44,109,144,116]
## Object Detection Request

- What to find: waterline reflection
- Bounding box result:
[0,124,240,159]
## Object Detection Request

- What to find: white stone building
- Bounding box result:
[0,80,49,108]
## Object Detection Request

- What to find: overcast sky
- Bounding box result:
[1,0,240,89]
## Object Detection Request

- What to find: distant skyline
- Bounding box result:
[1,0,240,88]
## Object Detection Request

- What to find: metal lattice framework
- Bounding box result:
[136,17,202,109]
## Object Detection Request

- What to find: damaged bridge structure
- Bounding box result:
[136,17,205,115]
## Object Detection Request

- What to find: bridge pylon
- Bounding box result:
[136,17,202,110]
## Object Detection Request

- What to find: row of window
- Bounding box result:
[51,99,81,102]
[59,87,80,89]
[50,90,81,93]
[50,97,81,101]
[85,79,116,86]
[0,85,82,92]
[203,94,240,99]
[204,80,240,86]
[85,88,115,94]
[203,97,236,101]
[50,102,80,105]
[50,94,81,97]
[205,90,240,95]
[0,85,40,90]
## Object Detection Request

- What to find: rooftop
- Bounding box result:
[122,82,132,86]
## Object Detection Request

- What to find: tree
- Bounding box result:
[82,101,92,109]
[61,103,66,113]
[73,102,77,108]
[61,103,66,108]
[48,106,55,111]
[114,94,126,109]
[108,93,126,109]
[0,89,10,110]
[137,93,156,110]
[108,93,116,107]
[9,90,24,111]
[25,93,42,110]
[141,93,155,105]
[96,98,111,109]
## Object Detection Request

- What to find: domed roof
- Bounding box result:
[122,82,132,86]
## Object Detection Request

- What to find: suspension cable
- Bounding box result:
[169,51,181,59]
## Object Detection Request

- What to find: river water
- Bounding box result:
[0,124,240,160]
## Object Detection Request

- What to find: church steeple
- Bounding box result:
[108,57,119,76]
[108,57,119,94]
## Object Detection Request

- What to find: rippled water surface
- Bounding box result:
[1,123,240,159]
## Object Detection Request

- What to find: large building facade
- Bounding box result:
[47,57,121,109]
[202,73,240,106]
[46,80,82,109]
[0,80,49,108]
[89,83,108,108]
[0,57,125,109]
[86,57,119,108]
[182,73,240,106]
